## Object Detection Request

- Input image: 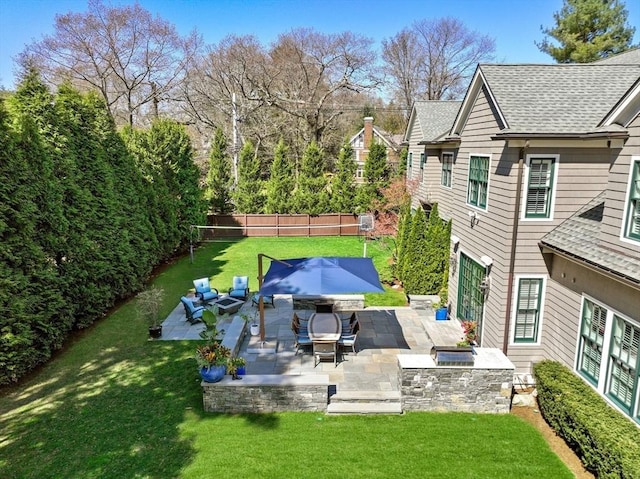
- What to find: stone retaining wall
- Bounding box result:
[292,294,365,311]
[397,348,514,413]
[202,374,330,413]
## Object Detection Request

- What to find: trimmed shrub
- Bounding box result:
[534,360,640,478]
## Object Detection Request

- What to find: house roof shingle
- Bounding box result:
[413,100,462,142]
[479,64,640,134]
[540,192,640,286]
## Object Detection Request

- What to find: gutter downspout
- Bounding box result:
[502,147,525,355]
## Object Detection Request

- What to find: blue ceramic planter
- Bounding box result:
[200,365,226,383]
[236,366,246,376]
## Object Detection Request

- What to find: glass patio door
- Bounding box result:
[457,253,486,343]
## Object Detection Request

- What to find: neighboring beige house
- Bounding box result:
[349,117,403,182]
[405,52,640,423]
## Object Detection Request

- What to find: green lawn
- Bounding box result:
[0,237,572,478]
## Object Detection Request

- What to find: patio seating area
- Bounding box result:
[161,294,463,392]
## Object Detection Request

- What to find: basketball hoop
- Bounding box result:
[358,214,374,257]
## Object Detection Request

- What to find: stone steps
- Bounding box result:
[327,390,403,415]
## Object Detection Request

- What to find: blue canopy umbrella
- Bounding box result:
[259,257,384,296]
[254,256,384,342]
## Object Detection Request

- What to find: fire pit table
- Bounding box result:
[211,296,244,315]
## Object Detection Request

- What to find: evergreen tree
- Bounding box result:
[397,146,408,177]
[537,0,636,63]
[233,140,264,213]
[264,138,294,213]
[423,204,447,294]
[292,141,330,214]
[439,219,452,304]
[394,201,412,282]
[402,207,429,294]
[331,140,357,213]
[205,127,233,214]
[356,140,389,211]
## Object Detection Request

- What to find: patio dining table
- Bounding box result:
[307,313,341,341]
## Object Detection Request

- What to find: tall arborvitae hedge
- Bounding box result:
[292,141,330,214]
[331,140,357,213]
[264,138,294,214]
[0,72,205,384]
[402,207,429,294]
[233,140,264,213]
[394,201,412,282]
[205,127,234,214]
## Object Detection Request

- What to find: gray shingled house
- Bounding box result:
[404,52,640,423]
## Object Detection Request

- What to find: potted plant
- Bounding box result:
[137,286,165,339]
[245,311,260,336]
[195,343,231,383]
[227,356,246,380]
[456,320,478,347]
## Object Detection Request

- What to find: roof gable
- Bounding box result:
[405,100,462,142]
[453,64,640,136]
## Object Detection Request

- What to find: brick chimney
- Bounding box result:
[363,117,374,150]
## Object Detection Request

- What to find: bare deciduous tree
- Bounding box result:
[19,0,200,126]
[382,17,496,116]
[260,28,381,146]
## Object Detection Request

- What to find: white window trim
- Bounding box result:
[441,151,454,189]
[520,154,560,222]
[509,274,546,346]
[620,155,640,245]
[574,294,640,422]
[465,153,491,212]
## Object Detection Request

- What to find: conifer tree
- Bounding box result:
[394,201,412,282]
[537,0,636,63]
[292,141,330,214]
[331,140,357,213]
[233,140,264,213]
[205,127,233,214]
[402,206,429,294]
[264,138,294,213]
[356,140,389,211]
[423,204,447,294]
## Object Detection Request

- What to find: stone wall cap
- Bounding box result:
[202,374,331,387]
[398,348,515,370]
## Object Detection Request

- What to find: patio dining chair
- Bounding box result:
[294,331,312,355]
[313,340,338,367]
[341,312,357,333]
[339,321,360,355]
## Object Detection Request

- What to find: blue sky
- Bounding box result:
[1,0,639,90]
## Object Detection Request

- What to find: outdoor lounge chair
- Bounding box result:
[251,293,274,308]
[192,277,219,304]
[180,296,205,324]
[228,276,249,301]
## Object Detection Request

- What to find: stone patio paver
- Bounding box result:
[160,295,463,392]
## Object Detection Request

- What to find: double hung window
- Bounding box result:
[441,153,453,187]
[467,155,489,209]
[624,159,640,241]
[525,156,557,219]
[513,278,543,343]
[576,297,640,422]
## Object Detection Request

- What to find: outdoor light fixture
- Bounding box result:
[468,211,479,227]
[451,235,460,246]
[480,255,493,268]
[479,276,490,294]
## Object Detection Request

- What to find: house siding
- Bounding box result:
[599,114,640,258]
[448,88,515,351]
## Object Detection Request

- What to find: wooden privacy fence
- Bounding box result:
[202,213,362,238]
